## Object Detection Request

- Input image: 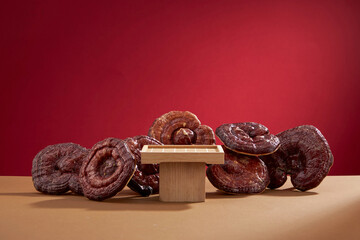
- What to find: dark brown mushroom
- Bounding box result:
[206,146,270,193]
[79,138,136,201]
[32,143,89,195]
[260,125,334,191]
[125,135,162,195]
[216,122,280,155]
[194,125,217,145]
[148,111,215,145]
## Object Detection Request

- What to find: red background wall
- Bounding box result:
[1,0,359,176]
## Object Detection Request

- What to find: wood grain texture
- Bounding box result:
[141,145,224,164]
[159,162,206,202]
[141,145,223,202]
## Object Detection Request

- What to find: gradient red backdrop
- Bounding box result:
[1,0,360,176]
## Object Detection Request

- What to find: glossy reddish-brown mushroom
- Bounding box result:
[207,146,270,193]
[32,143,89,195]
[125,135,162,195]
[260,125,333,191]
[148,111,215,145]
[79,138,136,201]
[216,122,280,155]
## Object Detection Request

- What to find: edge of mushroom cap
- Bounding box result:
[79,138,136,201]
[124,135,161,194]
[278,125,333,191]
[215,122,280,155]
[32,142,88,195]
[148,110,201,138]
[194,125,216,145]
[206,146,270,193]
[149,110,215,145]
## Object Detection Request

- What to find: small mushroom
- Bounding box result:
[148,111,215,145]
[194,125,217,145]
[216,122,280,155]
[260,125,334,191]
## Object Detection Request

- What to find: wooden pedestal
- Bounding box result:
[159,162,205,202]
[141,145,224,203]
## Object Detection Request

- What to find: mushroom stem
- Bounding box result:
[127,179,153,197]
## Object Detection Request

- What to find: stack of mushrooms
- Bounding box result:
[32,110,333,201]
[207,123,279,194]
[208,123,333,193]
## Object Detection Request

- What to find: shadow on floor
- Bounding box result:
[262,187,318,197]
[25,189,192,211]
[1,186,317,211]
[206,190,250,199]
[205,187,317,199]
[0,192,73,197]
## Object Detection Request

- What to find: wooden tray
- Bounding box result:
[141,145,224,164]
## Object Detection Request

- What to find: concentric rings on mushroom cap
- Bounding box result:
[206,146,270,193]
[215,122,280,155]
[260,125,334,191]
[79,138,136,201]
[148,110,215,145]
[32,143,88,195]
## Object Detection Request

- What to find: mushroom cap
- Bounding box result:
[207,146,270,193]
[32,143,88,195]
[260,125,334,191]
[79,138,136,201]
[148,110,215,145]
[125,135,162,194]
[216,122,280,155]
[194,125,216,145]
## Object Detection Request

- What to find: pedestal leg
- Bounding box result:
[159,162,206,202]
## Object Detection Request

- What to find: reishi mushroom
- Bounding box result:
[260,125,333,191]
[148,111,216,145]
[207,146,270,193]
[32,143,89,195]
[125,135,162,195]
[79,138,137,201]
[216,122,280,156]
